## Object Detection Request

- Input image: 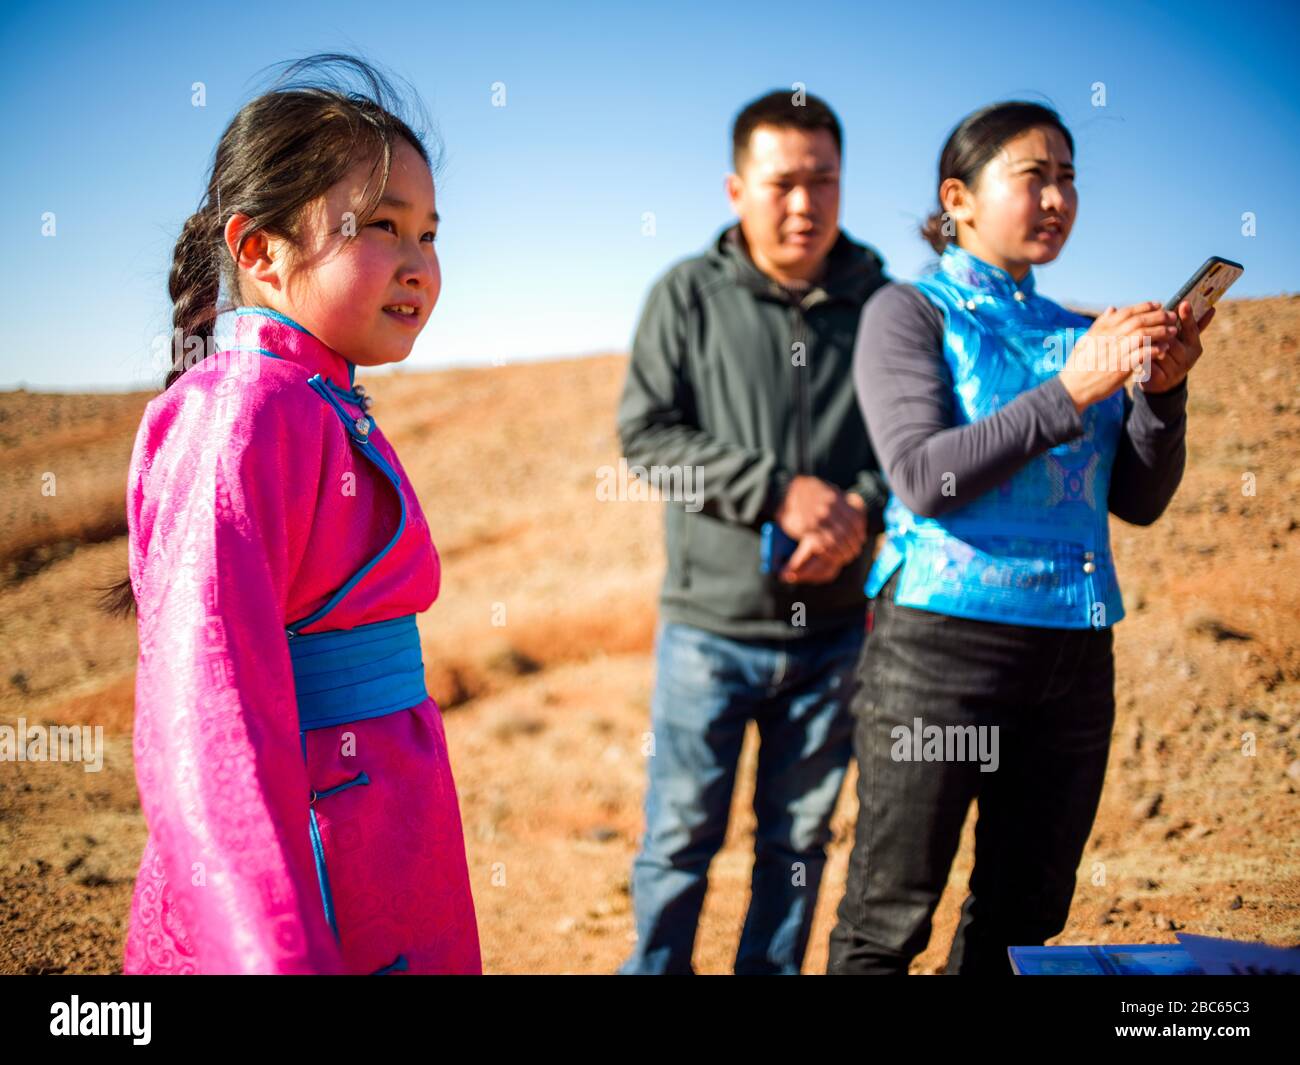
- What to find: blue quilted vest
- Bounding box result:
[865,244,1126,630]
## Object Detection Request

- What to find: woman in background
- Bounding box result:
[827,101,1214,975]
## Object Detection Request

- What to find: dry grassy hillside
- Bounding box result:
[1,296,1297,973]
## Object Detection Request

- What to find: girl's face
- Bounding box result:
[942,125,1076,280]
[276,137,441,366]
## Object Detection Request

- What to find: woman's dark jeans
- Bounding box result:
[827,570,1116,975]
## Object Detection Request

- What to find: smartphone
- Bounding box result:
[759,521,798,575]
[1165,256,1244,319]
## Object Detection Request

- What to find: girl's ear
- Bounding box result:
[224,213,283,289]
[939,177,975,226]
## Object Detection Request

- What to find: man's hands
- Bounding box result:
[773,476,868,584]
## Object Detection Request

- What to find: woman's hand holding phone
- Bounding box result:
[1139,299,1214,394]
[1058,302,1178,413]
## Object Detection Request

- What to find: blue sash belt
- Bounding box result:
[288,614,428,731]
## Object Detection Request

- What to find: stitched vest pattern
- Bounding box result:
[865,244,1126,629]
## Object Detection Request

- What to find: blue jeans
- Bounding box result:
[620,617,864,974]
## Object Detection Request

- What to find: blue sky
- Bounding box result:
[2,0,1296,390]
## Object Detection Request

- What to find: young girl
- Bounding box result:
[826,101,1214,974]
[104,55,482,974]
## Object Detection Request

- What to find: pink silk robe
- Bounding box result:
[123,308,482,974]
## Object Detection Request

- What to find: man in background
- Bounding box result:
[616,89,890,974]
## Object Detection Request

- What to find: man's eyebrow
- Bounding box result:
[379,194,440,223]
[767,163,841,178]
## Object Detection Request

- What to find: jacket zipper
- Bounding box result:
[779,302,811,607]
[680,508,691,589]
[791,305,810,475]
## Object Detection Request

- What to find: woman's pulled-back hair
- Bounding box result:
[920,100,1074,254]
[98,53,438,618]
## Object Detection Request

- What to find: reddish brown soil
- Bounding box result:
[1,296,1296,973]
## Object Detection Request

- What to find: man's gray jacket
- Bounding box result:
[616,223,891,640]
